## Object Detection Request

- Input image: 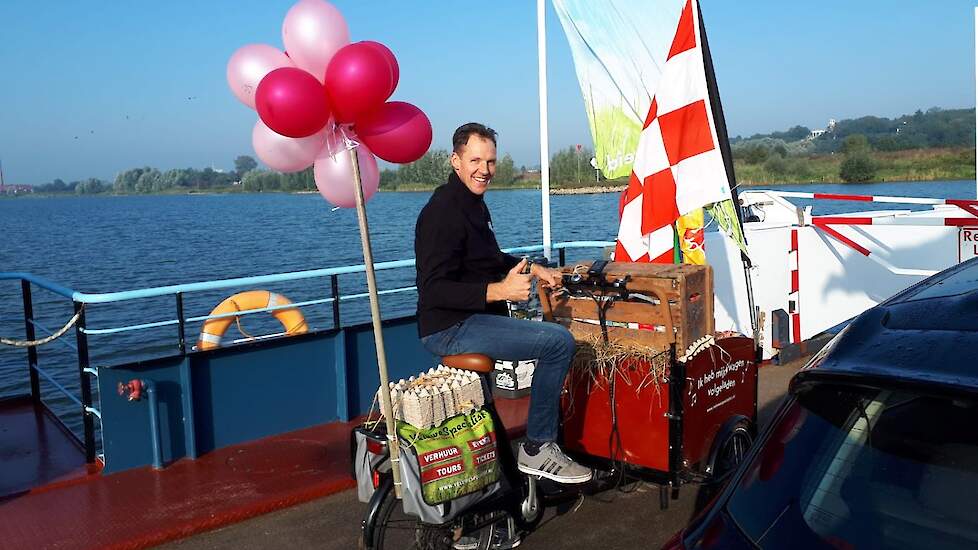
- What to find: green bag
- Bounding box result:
[396,408,500,505]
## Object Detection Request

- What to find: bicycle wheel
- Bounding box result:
[368,487,493,550]
[713,422,753,480]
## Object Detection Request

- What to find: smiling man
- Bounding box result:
[414,123,593,492]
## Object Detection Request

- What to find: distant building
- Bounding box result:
[806,118,837,141]
[0,183,34,195]
[0,159,30,193]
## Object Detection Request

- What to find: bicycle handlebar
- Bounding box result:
[559,272,630,300]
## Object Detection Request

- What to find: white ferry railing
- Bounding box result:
[1,240,615,464]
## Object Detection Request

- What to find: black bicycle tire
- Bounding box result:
[371,487,493,550]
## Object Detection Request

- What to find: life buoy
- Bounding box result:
[197,290,308,351]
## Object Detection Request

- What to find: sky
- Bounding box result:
[0,0,976,186]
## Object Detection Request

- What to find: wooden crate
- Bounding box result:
[540,262,714,354]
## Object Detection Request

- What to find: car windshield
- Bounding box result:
[726,384,978,550]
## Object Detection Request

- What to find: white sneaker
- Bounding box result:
[517,442,592,484]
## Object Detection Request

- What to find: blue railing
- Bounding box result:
[0,240,614,465]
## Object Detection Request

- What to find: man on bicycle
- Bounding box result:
[415,122,592,486]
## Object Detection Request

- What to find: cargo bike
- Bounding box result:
[354,261,759,550]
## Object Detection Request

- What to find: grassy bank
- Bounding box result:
[735,147,976,186]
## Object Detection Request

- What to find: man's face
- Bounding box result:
[451,136,496,196]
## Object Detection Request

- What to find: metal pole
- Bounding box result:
[73,301,96,464]
[349,146,404,499]
[144,380,164,469]
[330,274,341,328]
[975,7,977,199]
[21,280,40,405]
[176,292,186,355]
[537,0,553,261]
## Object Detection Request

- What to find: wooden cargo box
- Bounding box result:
[540,261,714,354]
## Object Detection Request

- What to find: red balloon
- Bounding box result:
[360,41,398,96]
[255,67,330,138]
[325,43,394,123]
[355,101,432,164]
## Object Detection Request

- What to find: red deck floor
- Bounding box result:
[0,395,94,499]
[0,396,528,550]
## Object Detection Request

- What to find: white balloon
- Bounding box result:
[313,131,379,208]
[252,120,326,173]
[226,44,292,109]
[282,0,350,83]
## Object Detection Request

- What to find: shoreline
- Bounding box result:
[3,177,971,199]
[550,185,626,195]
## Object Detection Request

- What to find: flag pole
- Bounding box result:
[697,0,758,334]
[537,0,553,261]
[349,144,403,499]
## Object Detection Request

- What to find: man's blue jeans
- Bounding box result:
[421,314,576,443]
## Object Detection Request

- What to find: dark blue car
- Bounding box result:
[666,258,978,550]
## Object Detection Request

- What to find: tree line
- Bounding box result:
[30,146,603,195]
[732,107,975,157]
[730,107,975,183]
[378,145,601,190]
[32,156,260,195]
[813,107,974,153]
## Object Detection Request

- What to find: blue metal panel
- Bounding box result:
[333,329,349,420]
[178,359,198,459]
[346,318,436,415]
[97,317,433,473]
[98,357,190,474]
[191,332,338,455]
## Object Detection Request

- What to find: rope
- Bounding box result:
[229,296,306,340]
[234,314,257,340]
[1,305,85,347]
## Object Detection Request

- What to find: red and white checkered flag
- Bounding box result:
[615,0,732,263]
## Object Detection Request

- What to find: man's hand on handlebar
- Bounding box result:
[487,259,533,302]
[530,263,562,289]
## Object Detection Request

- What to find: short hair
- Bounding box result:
[452,123,497,154]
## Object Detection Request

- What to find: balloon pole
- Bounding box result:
[349,145,403,499]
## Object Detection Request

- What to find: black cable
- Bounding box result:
[582,287,629,492]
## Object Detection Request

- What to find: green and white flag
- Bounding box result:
[554,0,748,260]
[552,0,684,180]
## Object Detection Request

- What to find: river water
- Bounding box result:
[1,180,974,437]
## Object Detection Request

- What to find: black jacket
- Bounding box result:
[415,172,520,337]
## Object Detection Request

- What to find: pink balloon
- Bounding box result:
[360,41,399,97]
[325,43,394,123]
[313,131,379,208]
[355,102,432,163]
[255,67,331,138]
[282,0,349,83]
[226,44,293,109]
[252,120,327,172]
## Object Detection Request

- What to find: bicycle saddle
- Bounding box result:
[441,353,494,373]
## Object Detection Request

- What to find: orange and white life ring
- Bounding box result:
[197,290,308,351]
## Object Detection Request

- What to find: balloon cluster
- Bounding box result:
[226,0,433,208]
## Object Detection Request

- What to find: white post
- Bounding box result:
[350,147,403,499]
[975,7,977,198]
[537,0,553,260]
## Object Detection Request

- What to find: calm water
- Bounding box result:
[1,180,975,437]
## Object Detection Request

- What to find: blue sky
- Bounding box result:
[0,0,975,185]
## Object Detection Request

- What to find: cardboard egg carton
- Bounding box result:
[378,365,486,429]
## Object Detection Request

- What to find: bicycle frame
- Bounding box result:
[357,377,583,548]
